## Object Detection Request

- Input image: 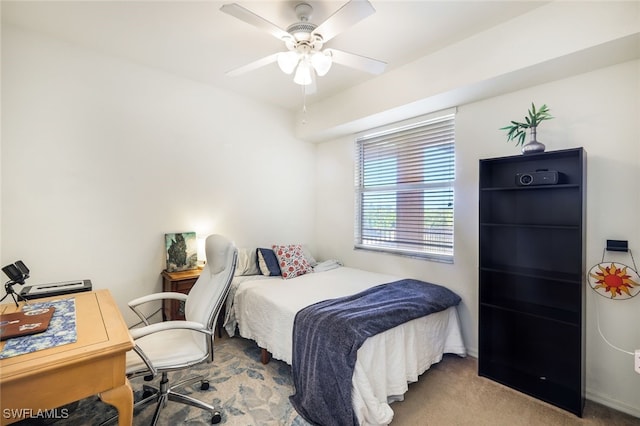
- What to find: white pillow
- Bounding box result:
[303,245,318,267]
[234,248,260,276]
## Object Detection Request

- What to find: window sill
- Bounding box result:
[354,245,454,264]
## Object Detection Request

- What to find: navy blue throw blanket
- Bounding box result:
[289,279,461,426]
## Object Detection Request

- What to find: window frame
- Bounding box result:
[354,109,456,263]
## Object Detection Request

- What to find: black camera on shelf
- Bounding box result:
[515,169,559,186]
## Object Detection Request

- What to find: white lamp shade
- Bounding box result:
[311,51,332,76]
[197,237,206,263]
[294,60,313,85]
[277,51,299,75]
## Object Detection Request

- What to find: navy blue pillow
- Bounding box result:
[256,248,281,276]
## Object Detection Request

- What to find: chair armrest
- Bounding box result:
[128,292,189,326]
[128,292,188,308]
[129,320,211,340]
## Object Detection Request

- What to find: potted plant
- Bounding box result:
[501,102,553,154]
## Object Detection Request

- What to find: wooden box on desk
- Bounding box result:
[161,269,201,321]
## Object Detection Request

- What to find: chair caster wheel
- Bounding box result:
[142,389,154,399]
[200,380,210,390]
[211,411,221,424]
[143,374,154,381]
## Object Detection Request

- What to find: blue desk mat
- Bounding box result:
[0,298,77,359]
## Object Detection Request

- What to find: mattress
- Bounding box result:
[224,266,466,425]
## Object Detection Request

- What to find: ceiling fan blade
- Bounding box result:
[312,0,375,43]
[226,53,280,77]
[326,49,386,75]
[220,3,290,41]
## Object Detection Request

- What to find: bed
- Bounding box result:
[224,256,466,426]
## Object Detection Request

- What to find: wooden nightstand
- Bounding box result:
[161,269,201,321]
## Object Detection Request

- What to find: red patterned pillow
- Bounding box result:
[272,244,312,279]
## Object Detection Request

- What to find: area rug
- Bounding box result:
[26,336,309,425]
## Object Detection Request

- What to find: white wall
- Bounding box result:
[2,2,639,420]
[315,60,640,416]
[1,26,316,323]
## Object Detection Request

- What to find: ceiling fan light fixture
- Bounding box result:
[277,51,299,74]
[311,51,332,76]
[294,60,313,86]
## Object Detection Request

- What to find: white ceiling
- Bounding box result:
[2,1,547,111]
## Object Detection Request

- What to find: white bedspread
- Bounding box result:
[224,267,466,425]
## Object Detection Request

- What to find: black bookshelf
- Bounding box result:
[478,148,586,416]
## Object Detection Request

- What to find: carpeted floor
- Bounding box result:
[25,335,639,426]
[390,353,640,426]
[31,335,306,426]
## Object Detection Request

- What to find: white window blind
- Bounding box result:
[355,113,455,262]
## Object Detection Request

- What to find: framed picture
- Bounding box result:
[165,232,198,272]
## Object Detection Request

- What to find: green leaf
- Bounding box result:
[501,102,554,145]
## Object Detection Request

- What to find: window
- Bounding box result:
[355,111,455,262]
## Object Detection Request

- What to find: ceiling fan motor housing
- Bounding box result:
[287,22,317,41]
[287,3,318,44]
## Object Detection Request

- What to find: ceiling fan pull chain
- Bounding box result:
[301,85,308,125]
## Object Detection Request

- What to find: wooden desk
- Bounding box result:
[0,290,134,425]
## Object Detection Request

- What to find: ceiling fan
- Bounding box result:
[220,0,386,89]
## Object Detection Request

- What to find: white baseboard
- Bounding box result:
[586,388,640,419]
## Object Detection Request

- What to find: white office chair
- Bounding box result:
[115,234,237,425]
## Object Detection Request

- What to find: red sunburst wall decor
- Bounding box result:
[588,262,640,299]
